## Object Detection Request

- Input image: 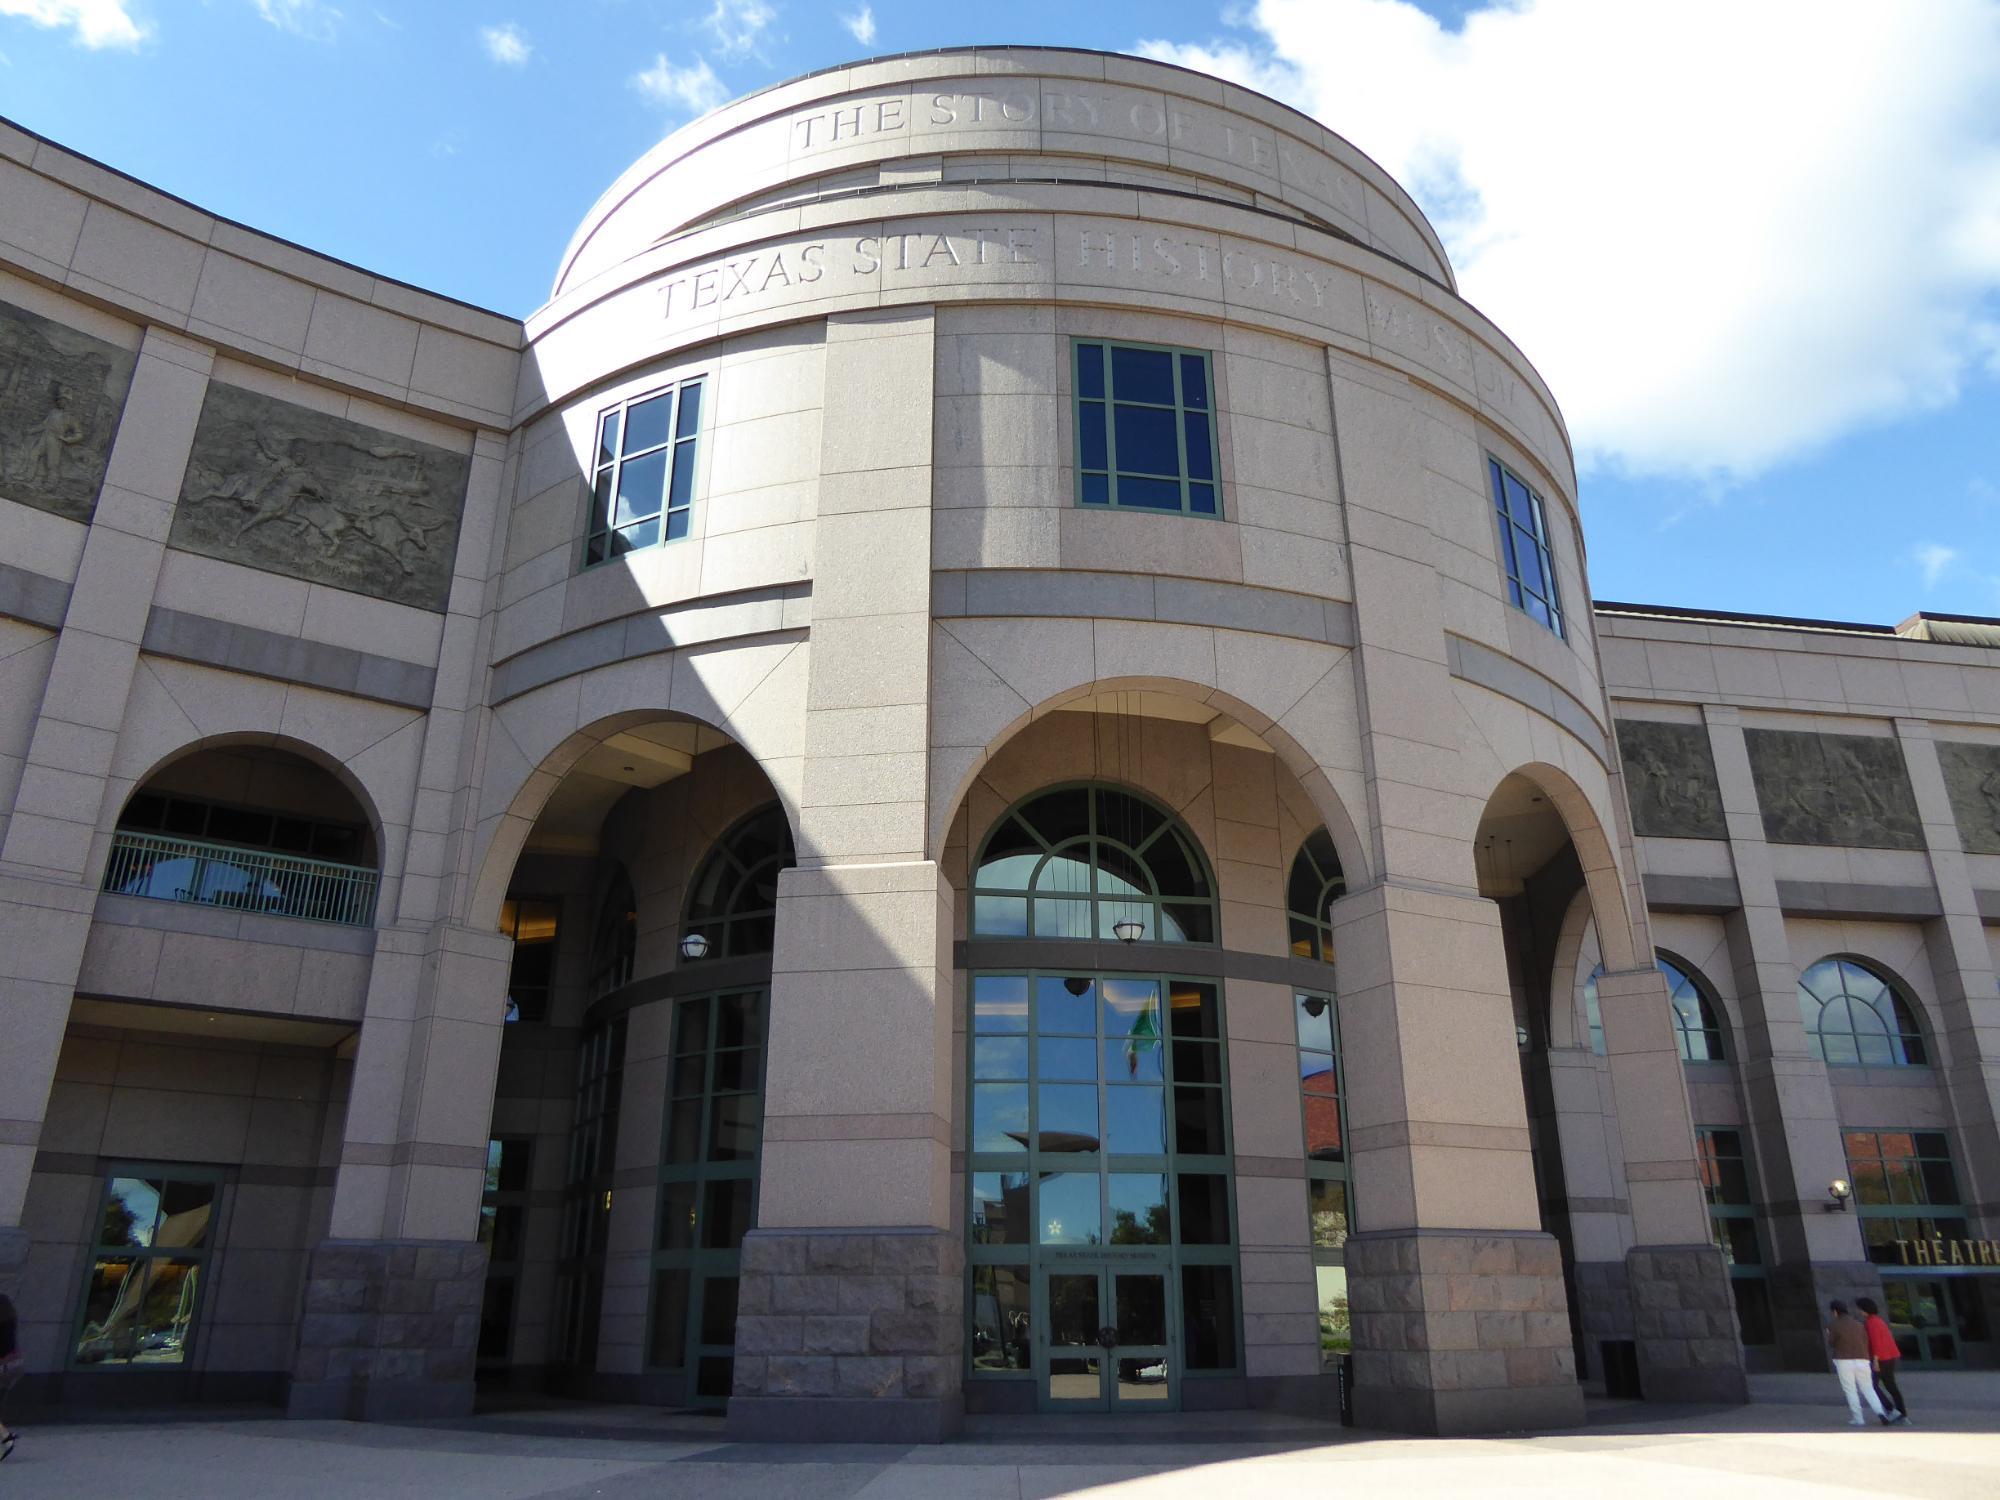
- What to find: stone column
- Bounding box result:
[288,422,512,1420]
[1704,706,1879,1365]
[1894,720,2000,1233]
[1326,354,1581,1433]
[0,328,211,1264]
[287,921,511,1419]
[728,308,961,1442]
[1593,963,1749,1401]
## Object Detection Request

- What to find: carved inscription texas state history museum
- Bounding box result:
[172,383,470,612]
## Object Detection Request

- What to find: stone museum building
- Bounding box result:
[0,46,1996,1439]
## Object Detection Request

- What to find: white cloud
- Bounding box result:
[1915,543,1960,586]
[253,0,341,42]
[703,0,773,61]
[479,20,529,67]
[842,5,874,47]
[633,52,728,117]
[0,1,148,48]
[1140,0,2000,482]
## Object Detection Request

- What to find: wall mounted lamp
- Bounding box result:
[1825,1178,1852,1212]
[679,932,710,961]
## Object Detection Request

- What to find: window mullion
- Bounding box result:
[1170,352,1189,514]
[1102,346,1120,506]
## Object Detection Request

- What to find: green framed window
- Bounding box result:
[584,376,704,566]
[966,971,1241,1380]
[478,1138,533,1364]
[972,783,1216,944]
[1488,456,1564,637]
[1844,1129,1968,1263]
[1286,828,1346,962]
[682,805,795,960]
[552,1017,625,1370]
[1073,340,1220,515]
[1695,1128,1773,1345]
[1296,989,1353,1368]
[1799,958,1927,1067]
[498,897,560,1024]
[648,990,767,1407]
[72,1166,221,1368]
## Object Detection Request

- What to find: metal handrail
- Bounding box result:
[101,829,379,928]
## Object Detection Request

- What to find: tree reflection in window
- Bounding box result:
[1798,958,1927,1067]
[972,784,1215,944]
[683,804,795,959]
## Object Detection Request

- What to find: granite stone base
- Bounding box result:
[726,1227,964,1443]
[287,1238,486,1421]
[1346,1229,1585,1435]
[1625,1244,1750,1403]
[1571,1259,1633,1386]
[1768,1259,1884,1372]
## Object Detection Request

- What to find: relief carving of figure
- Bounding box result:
[188,428,449,577]
[19,383,86,489]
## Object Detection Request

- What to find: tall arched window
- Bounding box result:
[1286,828,1346,962]
[588,864,636,999]
[1661,954,1727,1062]
[1580,952,1728,1060]
[972,784,1215,943]
[1798,958,1927,1067]
[682,804,794,959]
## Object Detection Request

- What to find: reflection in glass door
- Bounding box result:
[966,972,1239,1413]
[1883,1278,1987,1365]
[1038,1260,1176,1409]
[648,990,766,1408]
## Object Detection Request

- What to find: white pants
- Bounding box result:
[1835,1358,1887,1421]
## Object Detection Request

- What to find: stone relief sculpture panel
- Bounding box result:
[1937,741,2000,856]
[171,382,470,611]
[0,297,138,522]
[1615,720,1726,840]
[1743,729,1923,850]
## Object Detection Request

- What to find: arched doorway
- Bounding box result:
[471,713,793,1408]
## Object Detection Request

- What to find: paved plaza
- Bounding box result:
[2,1375,1995,1499]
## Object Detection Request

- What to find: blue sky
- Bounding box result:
[3,0,1996,625]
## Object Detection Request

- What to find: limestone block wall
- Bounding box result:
[17,1022,348,1395]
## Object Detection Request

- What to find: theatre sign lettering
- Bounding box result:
[1893,1236,2000,1269]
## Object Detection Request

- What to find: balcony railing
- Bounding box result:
[102,829,379,928]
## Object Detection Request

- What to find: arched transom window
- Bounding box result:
[973,784,1215,944]
[1286,828,1346,962]
[1798,958,1927,1067]
[683,804,795,959]
[1662,954,1727,1062]
[1581,952,1728,1061]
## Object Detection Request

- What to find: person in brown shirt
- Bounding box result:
[1827,1300,1890,1425]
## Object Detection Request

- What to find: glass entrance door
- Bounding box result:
[1883,1278,1986,1364]
[1037,1258,1177,1410]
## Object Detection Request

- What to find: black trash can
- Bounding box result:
[1336,1352,1355,1425]
[1600,1338,1642,1399]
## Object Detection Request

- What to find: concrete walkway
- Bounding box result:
[0,1372,1993,1498]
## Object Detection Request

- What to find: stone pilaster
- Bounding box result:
[729,1229,963,1441]
[1346,1230,1582,1434]
[1704,705,1874,1368]
[287,1239,487,1420]
[1593,964,1750,1402]
[0,328,213,1232]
